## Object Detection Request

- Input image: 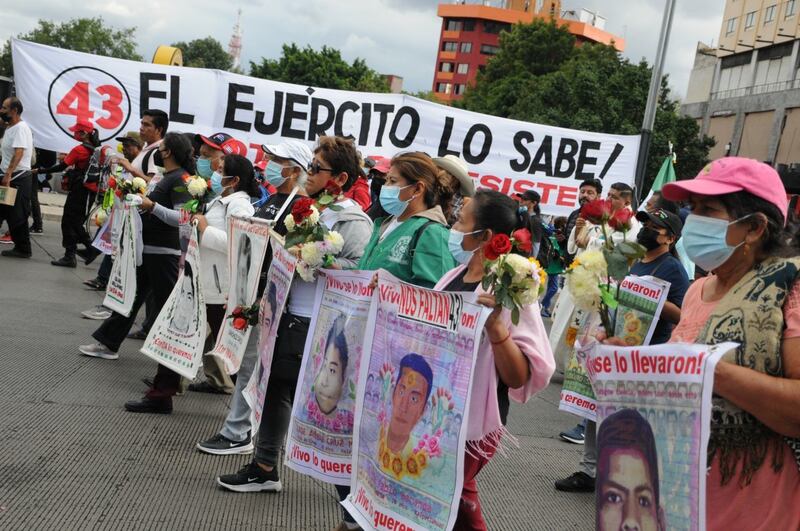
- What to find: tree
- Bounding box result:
[404,90,443,104]
[459,20,713,190]
[250,44,388,92]
[0,17,142,78]
[171,37,232,70]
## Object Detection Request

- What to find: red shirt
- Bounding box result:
[63,144,93,170]
[344,177,371,212]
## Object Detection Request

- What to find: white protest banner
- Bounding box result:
[102,203,139,317]
[582,341,736,531]
[285,270,374,485]
[140,225,207,379]
[209,215,271,373]
[243,238,296,426]
[560,274,671,420]
[12,39,640,217]
[613,275,671,347]
[343,270,490,531]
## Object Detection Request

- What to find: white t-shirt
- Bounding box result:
[131,140,163,192]
[379,218,403,241]
[1,120,34,175]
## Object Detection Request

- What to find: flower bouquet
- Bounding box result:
[228,303,260,331]
[283,181,346,282]
[181,174,213,213]
[480,229,547,325]
[565,198,646,334]
[108,176,147,198]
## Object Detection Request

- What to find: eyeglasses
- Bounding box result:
[308,161,333,175]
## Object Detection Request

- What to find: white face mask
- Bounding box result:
[682,214,752,271]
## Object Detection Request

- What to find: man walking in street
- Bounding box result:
[0,97,34,259]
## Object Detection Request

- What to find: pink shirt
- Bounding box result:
[670,276,800,530]
[435,266,556,444]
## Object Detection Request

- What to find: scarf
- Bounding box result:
[696,256,800,485]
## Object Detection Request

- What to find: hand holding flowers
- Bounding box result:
[480,229,546,325]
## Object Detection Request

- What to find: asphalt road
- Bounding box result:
[0,222,593,530]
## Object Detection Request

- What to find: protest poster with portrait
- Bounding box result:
[285,270,374,485]
[140,224,207,379]
[102,203,140,317]
[210,215,272,374]
[343,270,490,531]
[243,237,296,426]
[560,274,670,421]
[581,341,736,531]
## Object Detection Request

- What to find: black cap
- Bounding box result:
[635,208,683,236]
[517,190,541,202]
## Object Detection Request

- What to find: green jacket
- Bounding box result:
[358,205,456,288]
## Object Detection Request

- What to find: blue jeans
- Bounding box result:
[542,274,559,311]
[219,330,259,442]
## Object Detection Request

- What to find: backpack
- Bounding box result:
[83,145,113,192]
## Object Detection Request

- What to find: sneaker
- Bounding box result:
[540,308,552,318]
[127,329,148,340]
[51,255,77,268]
[1,248,31,258]
[124,397,173,414]
[0,233,12,244]
[197,432,254,455]
[81,306,112,320]
[554,471,595,492]
[559,423,586,445]
[77,247,101,265]
[217,462,282,493]
[79,343,118,360]
[29,226,43,234]
[83,278,101,289]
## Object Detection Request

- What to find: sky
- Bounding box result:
[1,0,725,100]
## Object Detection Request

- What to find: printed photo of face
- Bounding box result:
[169,265,195,335]
[597,409,665,531]
[313,316,349,415]
[386,353,433,453]
[236,234,253,306]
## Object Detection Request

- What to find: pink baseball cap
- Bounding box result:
[662,157,788,222]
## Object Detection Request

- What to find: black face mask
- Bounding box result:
[637,227,663,251]
[0,111,10,122]
[153,149,165,167]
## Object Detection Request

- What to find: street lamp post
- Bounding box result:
[634,0,678,202]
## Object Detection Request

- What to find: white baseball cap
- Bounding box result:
[261,141,313,170]
[433,154,475,197]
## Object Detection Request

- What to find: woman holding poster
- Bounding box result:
[79,133,195,413]
[435,189,556,529]
[605,158,800,530]
[216,136,373,495]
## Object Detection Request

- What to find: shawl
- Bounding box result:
[696,256,800,485]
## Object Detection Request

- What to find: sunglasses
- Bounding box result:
[308,161,334,175]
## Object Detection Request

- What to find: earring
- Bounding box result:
[743,242,750,256]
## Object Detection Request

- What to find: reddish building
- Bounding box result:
[432,0,625,103]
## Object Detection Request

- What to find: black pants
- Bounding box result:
[29,176,42,230]
[0,173,32,254]
[254,313,310,468]
[93,253,181,396]
[61,184,95,256]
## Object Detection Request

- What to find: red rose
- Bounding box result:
[231,306,243,317]
[512,228,532,254]
[207,179,212,190]
[115,189,123,198]
[232,317,248,331]
[108,177,117,189]
[483,234,512,261]
[608,208,634,231]
[580,199,613,224]
[324,180,342,197]
[291,197,315,223]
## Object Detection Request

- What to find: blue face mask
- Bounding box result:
[682,214,750,271]
[210,171,224,195]
[196,158,213,178]
[448,229,482,265]
[265,160,287,188]
[379,184,414,217]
